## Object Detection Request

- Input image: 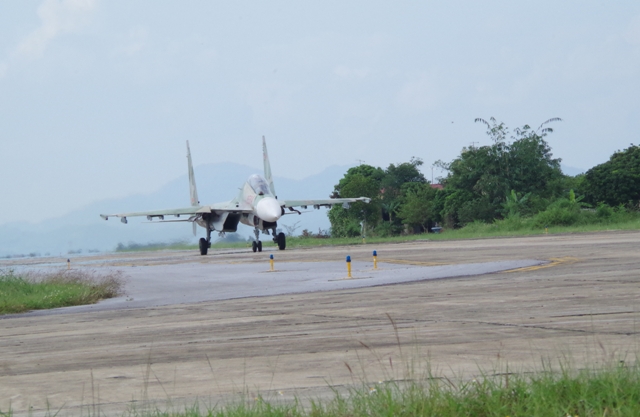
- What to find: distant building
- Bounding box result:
[430,184,443,190]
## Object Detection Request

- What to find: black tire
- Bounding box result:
[252,241,257,253]
[199,238,208,255]
[257,241,263,252]
[277,232,286,250]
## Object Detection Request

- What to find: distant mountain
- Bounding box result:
[0,163,352,257]
[561,164,586,176]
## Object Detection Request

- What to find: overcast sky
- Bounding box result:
[1,1,639,225]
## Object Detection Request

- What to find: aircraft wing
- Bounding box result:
[100,202,254,222]
[279,196,371,209]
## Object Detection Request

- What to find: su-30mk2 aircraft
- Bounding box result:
[100,137,370,255]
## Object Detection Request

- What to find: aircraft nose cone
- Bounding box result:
[257,198,282,222]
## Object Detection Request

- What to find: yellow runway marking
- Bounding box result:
[502,256,580,273]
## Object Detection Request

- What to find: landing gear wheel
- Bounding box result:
[199,238,208,255]
[252,241,258,253]
[257,241,263,252]
[276,232,286,250]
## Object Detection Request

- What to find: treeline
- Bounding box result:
[329,117,640,237]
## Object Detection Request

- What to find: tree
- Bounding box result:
[328,159,429,237]
[281,221,301,236]
[583,145,640,207]
[380,157,426,225]
[397,183,437,232]
[439,117,564,226]
[502,190,531,218]
[333,164,385,194]
[329,166,383,237]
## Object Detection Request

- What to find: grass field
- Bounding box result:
[0,269,123,314]
[293,216,640,247]
[112,216,640,253]
[222,361,640,417]
[6,360,630,417]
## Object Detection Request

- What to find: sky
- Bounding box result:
[1,1,639,225]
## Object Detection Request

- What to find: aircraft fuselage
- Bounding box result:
[194,174,282,234]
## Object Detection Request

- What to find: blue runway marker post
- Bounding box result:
[373,250,377,269]
[269,254,274,272]
[346,255,352,278]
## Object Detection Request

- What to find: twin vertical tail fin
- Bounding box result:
[262,136,277,198]
[186,141,199,236]
[187,141,200,206]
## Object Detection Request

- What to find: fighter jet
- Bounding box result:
[100,137,371,255]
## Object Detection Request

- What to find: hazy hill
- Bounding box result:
[0,163,351,257]
[561,165,585,176]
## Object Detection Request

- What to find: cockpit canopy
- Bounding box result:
[248,174,271,196]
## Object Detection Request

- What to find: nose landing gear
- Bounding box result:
[252,227,263,252]
[252,240,263,252]
[252,226,285,252]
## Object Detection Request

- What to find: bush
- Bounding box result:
[374,222,399,237]
[457,197,497,225]
[532,198,581,227]
[596,203,613,218]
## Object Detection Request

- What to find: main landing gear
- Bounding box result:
[274,231,286,250]
[199,219,212,255]
[252,227,287,252]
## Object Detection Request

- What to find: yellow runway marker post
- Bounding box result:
[373,250,378,269]
[346,255,352,279]
[269,254,274,272]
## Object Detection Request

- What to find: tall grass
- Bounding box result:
[0,269,124,314]
[309,361,640,417]
[64,360,639,417]
[447,205,640,240]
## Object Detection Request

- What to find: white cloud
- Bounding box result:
[0,62,7,78]
[16,0,97,58]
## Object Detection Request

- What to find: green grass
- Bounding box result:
[112,216,640,254]
[24,360,633,417]
[278,217,640,248]
[307,362,640,417]
[0,269,124,314]
[426,217,640,240]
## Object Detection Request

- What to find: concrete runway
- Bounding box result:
[1,232,639,415]
[15,258,543,315]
